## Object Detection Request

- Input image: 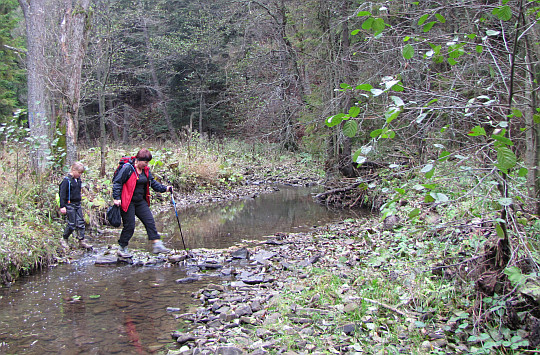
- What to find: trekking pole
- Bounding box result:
[170,191,187,252]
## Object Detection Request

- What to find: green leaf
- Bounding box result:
[476,45,483,54]
[357,11,372,17]
[468,126,486,136]
[504,266,524,285]
[370,129,383,138]
[430,192,448,203]
[492,133,514,146]
[448,58,458,65]
[438,151,450,161]
[89,295,101,299]
[493,5,513,21]
[424,194,435,203]
[435,13,446,23]
[326,113,345,127]
[495,147,517,172]
[351,29,360,36]
[423,21,436,32]
[496,223,505,238]
[420,164,434,173]
[362,18,374,30]
[380,128,395,139]
[356,83,373,91]
[534,114,540,124]
[518,167,528,177]
[340,83,352,89]
[371,88,384,96]
[372,18,386,33]
[408,208,421,219]
[385,107,401,123]
[402,44,415,59]
[418,14,429,26]
[391,83,404,92]
[395,188,405,195]
[349,106,361,117]
[343,120,358,138]
[353,150,367,165]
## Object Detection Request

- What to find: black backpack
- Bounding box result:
[112,156,135,180]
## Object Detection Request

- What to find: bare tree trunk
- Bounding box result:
[199,91,204,137]
[123,103,130,144]
[142,18,178,141]
[523,17,540,214]
[60,0,92,166]
[99,82,106,176]
[19,0,50,173]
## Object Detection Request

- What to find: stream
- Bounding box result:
[0,186,362,354]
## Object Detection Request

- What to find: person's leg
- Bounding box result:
[118,203,136,248]
[134,200,170,254]
[63,204,77,239]
[72,203,92,249]
[133,200,160,241]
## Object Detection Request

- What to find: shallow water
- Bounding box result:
[0,186,362,354]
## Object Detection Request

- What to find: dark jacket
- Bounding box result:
[59,174,83,208]
[112,163,167,212]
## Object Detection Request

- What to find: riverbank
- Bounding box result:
[161,219,459,354]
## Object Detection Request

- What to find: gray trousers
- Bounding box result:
[63,202,86,240]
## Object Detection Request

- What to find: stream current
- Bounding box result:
[0,186,361,354]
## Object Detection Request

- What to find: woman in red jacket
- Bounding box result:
[112,149,172,257]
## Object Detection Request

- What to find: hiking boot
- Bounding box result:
[152,240,170,254]
[60,238,69,249]
[117,246,133,258]
[79,239,93,250]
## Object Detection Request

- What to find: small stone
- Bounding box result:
[235,305,253,317]
[176,334,196,344]
[176,276,200,284]
[343,303,359,313]
[231,247,250,259]
[216,346,244,355]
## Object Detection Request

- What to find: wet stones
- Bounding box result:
[231,247,250,260]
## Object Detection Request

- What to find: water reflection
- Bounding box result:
[153,185,360,250]
[0,256,202,354]
[0,186,363,354]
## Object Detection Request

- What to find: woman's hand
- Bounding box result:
[59,207,67,214]
[114,199,121,206]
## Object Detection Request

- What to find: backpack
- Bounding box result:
[112,156,136,180]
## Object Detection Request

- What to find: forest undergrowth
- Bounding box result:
[0,139,538,353]
[0,139,322,284]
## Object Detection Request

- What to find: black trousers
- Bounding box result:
[118,199,160,247]
[63,202,85,240]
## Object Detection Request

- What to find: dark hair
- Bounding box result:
[136,148,152,162]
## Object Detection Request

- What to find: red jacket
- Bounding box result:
[112,164,168,212]
[120,166,151,212]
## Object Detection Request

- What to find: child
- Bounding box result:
[59,162,93,250]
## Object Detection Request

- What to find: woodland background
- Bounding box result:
[1,0,540,352]
[0,0,536,210]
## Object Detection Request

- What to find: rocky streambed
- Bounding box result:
[89,218,455,355]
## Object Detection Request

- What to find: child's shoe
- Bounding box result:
[79,239,93,250]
